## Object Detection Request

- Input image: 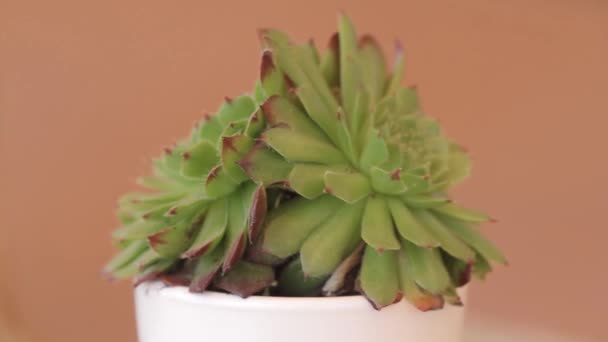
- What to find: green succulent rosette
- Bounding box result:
[104,90,284,297]
[242,15,507,309]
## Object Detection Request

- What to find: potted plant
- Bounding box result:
[105,14,506,342]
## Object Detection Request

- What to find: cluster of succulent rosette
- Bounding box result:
[105,15,506,311]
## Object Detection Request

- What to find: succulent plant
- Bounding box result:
[103,92,285,297]
[106,14,506,310]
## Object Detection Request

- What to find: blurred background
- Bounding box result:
[1,0,607,341]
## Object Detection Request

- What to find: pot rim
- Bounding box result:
[138,280,387,312]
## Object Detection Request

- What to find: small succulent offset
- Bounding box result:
[105,14,506,310]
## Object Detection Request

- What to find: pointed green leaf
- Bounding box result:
[148,219,200,258]
[239,141,292,185]
[361,196,400,251]
[217,96,256,126]
[437,215,507,265]
[241,182,267,242]
[411,209,475,263]
[338,13,359,117]
[401,168,431,194]
[197,114,223,144]
[320,33,339,87]
[221,134,254,182]
[104,240,148,275]
[262,127,348,164]
[324,170,371,203]
[266,39,340,143]
[402,239,451,294]
[205,165,239,198]
[182,198,228,258]
[335,109,358,164]
[244,108,266,138]
[432,203,492,223]
[180,140,219,178]
[472,253,493,280]
[360,247,401,309]
[402,194,450,209]
[253,80,267,105]
[190,244,224,292]
[219,119,248,138]
[262,195,342,258]
[385,41,404,96]
[260,50,286,97]
[118,192,184,214]
[287,164,329,199]
[111,248,157,280]
[258,28,291,48]
[222,188,248,273]
[261,96,329,142]
[397,249,445,311]
[112,219,169,240]
[350,89,371,144]
[300,201,365,277]
[387,197,439,247]
[359,35,387,104]
[133,258,176,286]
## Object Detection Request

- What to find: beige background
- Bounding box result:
[2,0,607,341]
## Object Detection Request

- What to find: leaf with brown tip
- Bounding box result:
[359,247,401,310]
[397,249,445,312]
[190,244,224,292]
[241,182,267,242]
[260,50,286,96]
[221,185,251,273]
[401,238,451,294]
[214,261,274,298]
[238,141,293,186]
[182,199,228,259]
[411,209,476,263]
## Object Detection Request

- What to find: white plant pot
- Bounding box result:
[135,281,466,342]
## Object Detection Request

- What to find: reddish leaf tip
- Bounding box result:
[359,34,380,48]
[390,168,402,181]
[182,151,191,160]
[181,242,212,259]
[260,50,275,80]
[206,165,222,184]
[222,136,238,152]
[394,39,404,56]
[148,228,169,247]
[392,291,404,304]
[222,235,247,274]
[285,76,297,93]
[328,32,339,51]
[224,96,233,104]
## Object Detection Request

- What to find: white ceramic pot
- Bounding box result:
[135,281,466,342]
